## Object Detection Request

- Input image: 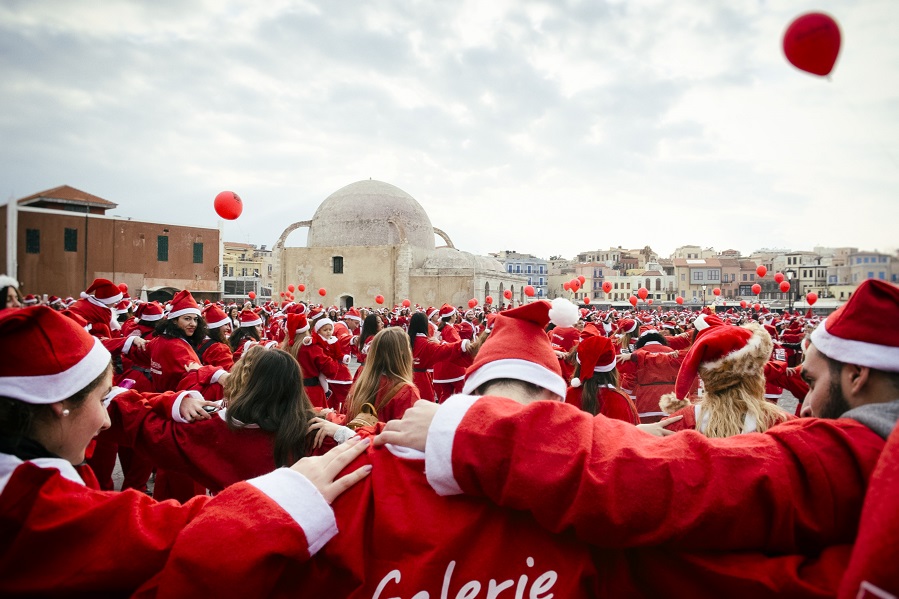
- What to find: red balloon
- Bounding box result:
[751,283,762,295]
[675,296,684,305]
[629,296,638,307]
[774,273,785,284]
[806,292,818,306]
[402,299,411,308]
[756,265,768,278]
[214,191,243,220]
[288,294,294,301]
[524,285,535,297]
[740,300,748,308]
[297,284,306,292]
[577,275,585,284]
[647,299,653,305]
[637,287,648,300]
[779,281,791,293]
[712,287,721,296]
[570,279,581,291]
[375,294,384,304]
[485,295,493,305]
[783,13,841,77]
[503,289,513,300]
[602,281,612,293]
[563,282,571,291]
[583,297,590,305]
[279,292,285,297]
[468,298,478,309]
[753,303,761,311]
[288,284,295,292]
[248,291,256,300]
[318,288,326,296]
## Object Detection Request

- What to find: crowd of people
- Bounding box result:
[0,272,896,597]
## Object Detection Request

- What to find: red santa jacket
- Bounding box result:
[198,338,235,371]
[565,385,639,424]
[432,323,471,385]
[370,377,421,423]
[297,335,343,408]
[411,333,469,402]
[66,297,114,338]
[425,395,886,554]
[328,322,354,385]
[146,334,203,392]
[630,343,682,419]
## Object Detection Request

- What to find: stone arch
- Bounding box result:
[433,227,455,249]
[274,220,312,250]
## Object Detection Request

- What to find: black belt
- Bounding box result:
[303,377,320,387]
[413,368,429,373]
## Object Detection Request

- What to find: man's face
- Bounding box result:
[800,344,851,418]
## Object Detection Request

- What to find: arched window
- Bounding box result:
[655,278,661,291]
[485,282,490,301]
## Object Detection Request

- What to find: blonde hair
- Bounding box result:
[279,330,309,363]
[346,327,413,421]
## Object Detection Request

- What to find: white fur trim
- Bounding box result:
[122,335,137,354]
[811,320,899,373]
[702,326,767,372]
[314,318,334,333]
[570,377,581,388]
[171,391,203,423]
[549,298,579,328]
[461,358,566,399]
[211,369,227,385]
[432,375,465,384]
[206,315,231,329]
[140,312,164,322]
[594,359,617,373]
[238,315,263,327]
[102,386,130,408]
[167,307,202,320]
[0,455,84,495]
[0,337,110,404]
[425,394,479,496]
[461,339,471,353]
[247,468,338,555]
[694,314,711,331]
[0,275,19,290]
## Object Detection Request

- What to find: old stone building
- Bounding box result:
[273,180,526,309]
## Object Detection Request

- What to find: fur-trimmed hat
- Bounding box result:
[286,313,310,346]
[0,306,111,404]
[810,279,899,372]
[462,300,566,399]
[314,317,334,334]
[165,290,201,320]
[135,301,164,322]
[238,308,263,328]
[83,278,123,305]
[439,303,457,319]
[570,335,617,388]
[0,275,19,291]
[616,318,638,335]
[203,305,231,329]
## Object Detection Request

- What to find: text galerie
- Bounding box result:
[372,558,558,599]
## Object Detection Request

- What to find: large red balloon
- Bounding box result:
[780,281,791,293]
[774,273,785,284]
[751,283,762,295]
[524,285,535,297]
[602,281,612,293]
[570,279,581,291]
[297,284,306,292]
[712,287,721,296]
[248,291,256,300]
[214,191,243,220]
[503,289,513,300]
[675,296,684,305]
[807,292,818,306]
[468,298,478,309]
[402,299,411,308]
[375,294,384,305]
[629,296,638,307]
[637,287,648,300]
[783,13,841,77]
[485,295,493,305]
[577,275,586,284]
[318,288,327,297]
[756,265,768,278]
[753,303,761,311]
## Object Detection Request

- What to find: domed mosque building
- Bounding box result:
[272,180,528,309]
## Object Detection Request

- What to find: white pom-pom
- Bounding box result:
[570,377,581,388]
[549,298,579,328]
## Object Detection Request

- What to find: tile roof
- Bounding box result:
[17,185,117,208]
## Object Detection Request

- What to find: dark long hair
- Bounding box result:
[224,347,313,467]
[408,312,429,350]
[359,314,381,349]
[155,316,209,351]
[229,326,261,351]
[572,364,620,416]
[207,325,229,345]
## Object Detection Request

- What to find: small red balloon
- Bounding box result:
[248,291,256,300]
[756,265,768,278]
[583,297,590,305]
[288,284,295,292]
[753,303,761,311]
[647,299,653,305]
[629,296,638,307]
[602,281,612,293]
[783,12,841,77]
[375,294,384,304]
[485,295,493,305]
[751,283,762,295]
[675,296,684,305]
[402,299,411,308]
[318,288,326,297]
[577,275,585,284]
[740,300,748,308]
[806,292,818,306]
[468,298,478,309]
[214,191,243,220]
[298,284,306,293]
[780,281,791,293]
[503,289,513,300]
[712,287,721,296]
[524,285,535,297]
[774,273,785,284]
[563,282,571,291]
[638,287,648,300]
[280,292,285,297]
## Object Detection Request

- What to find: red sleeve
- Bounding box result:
[448,396,884,552]
[313,345,342,379]
[634,349,681,371]
[201,342,234,371]
[667,331,693,351]
[597,388,639,425]
[414,337,464,369]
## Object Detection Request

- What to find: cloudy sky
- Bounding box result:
[2,0,897,260]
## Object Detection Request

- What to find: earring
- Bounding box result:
[62,409,70,416]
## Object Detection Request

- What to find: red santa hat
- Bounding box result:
[616,318,638,335]
[439,303,457,319]
[135,301,164,322]
[809,279,899,372]
[114,300,132,315]
[83,278,123,305]
[693,313,725,340]
[314,317,334,334]
[0,306,111,404]
[48,295,63,307]
[426,306,439,320]
[203,305,231,329]
[308,306,325,322]
[286,313,310,346]
[570,335,617,388]
[665,323,771,408]
[462,300,566,399]
[344,307,362,323]
[238,308,263,328]
[165,290,201,320]
[23,294,39,306]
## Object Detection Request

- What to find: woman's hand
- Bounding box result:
[184,362,201,372]
[636,415,683,437]
[308,417,343,449]
[615,353,632,364]
[290,436,372,503]
[373,399,439,452]
[180,394,219,422]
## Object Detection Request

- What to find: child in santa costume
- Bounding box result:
[297,318,347,410]
[0,306,370,596]
[66,278,122,339]
[324,309,360,412]
[566,334,639,424]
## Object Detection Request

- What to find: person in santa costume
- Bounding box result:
[197,304,235,371]
[658,323,794,436]
[618,330,685,423]
[229,308,264,361]
[377,279,899,594]
[408,311,480,402]
[66,278,123,339]
[323,308,361,412]
[352,313,383,382]
[344,327,421,423]
[0,306,371,597]
[432,304,473,402]
[297,318,348,410]
[0,275,22,310]
[566,333,639,424]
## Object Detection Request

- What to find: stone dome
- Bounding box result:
[307,180,436,250]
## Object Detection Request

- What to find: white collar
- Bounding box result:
[0,453,84,495]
